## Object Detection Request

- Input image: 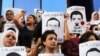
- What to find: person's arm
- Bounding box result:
[14,10,25,20]
[13,10,25,30]
[29,38,42,56]
[64,13,71,41]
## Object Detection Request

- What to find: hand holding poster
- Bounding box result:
[67,6,86,33]
[0,46,27,56]
[42,12,64,43]
[79,41,100,56]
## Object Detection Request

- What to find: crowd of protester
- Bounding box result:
[0,7,100,56]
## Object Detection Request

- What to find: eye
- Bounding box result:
[54,38,57,41]
[95,28,99,31]
[72,18,76,20]
[12,36,16,40]
[6,34,10,38]
[49,37,53,40]
[78,18,81,20]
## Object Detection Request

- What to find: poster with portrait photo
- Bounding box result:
[3,8,23,22]
[67,6,86,33]
[0,46,27,56]
[79,41,100,56]
[38,53,64,56]
[42,12,64,43]
[34,9,46,22]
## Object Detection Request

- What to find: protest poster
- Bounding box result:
[79,41,100,56]
[67,6,86,33]
[34,8,45,22]
[42,12,64,43]
[3,8,24,23]
[0,46,27,56]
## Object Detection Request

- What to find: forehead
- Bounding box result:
[72,14,82,18]
[6,10,14,14]
[87,51,100,56]
[47,34,57,38]
[28,15,32,17]
[93,12,98,15]
[6,31,15,35]
[48,20,59,24]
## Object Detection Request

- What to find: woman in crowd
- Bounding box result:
[13,14,37,48]
[26,30,58,56]
[90,11,100,24]
[79,31,99,43]
[0,28,18,47]
[41,30,58,53]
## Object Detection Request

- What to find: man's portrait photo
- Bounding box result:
[70,11,83,26]
[46,17,60,30]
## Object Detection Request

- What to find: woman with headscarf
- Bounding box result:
[90,11,100,25]
[0,28,18,47]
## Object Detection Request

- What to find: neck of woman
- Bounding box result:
[27,25,35,31]
[44,47,55,53]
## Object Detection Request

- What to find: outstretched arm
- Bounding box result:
[13,10,26,30]
[64,13,71,41]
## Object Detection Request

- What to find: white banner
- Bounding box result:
[0,46,27,56]
[79,41,100,56]
[42,12,64,43]
[38,53,64,56]
[67,6,86,33]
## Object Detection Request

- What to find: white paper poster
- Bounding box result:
[79,41,100,56]
[0,46,27,56]
[42,12,64,43]
[38,53,64,56]
[3,8,23,22]
[67,6,86,33]
[34,9,45,22]
[3,8,22,16]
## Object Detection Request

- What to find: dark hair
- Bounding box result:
[86,48,100,56]
[42,30,57,42]
[6,52,21,56]
[6,10,14,15]
[46,17,60,27]
[70,11,83,21]
[79,31,99,43]
[28,14,37,24]
[89,24,98,31]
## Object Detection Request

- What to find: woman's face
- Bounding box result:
[88,35,96,41]
[43,34,57,49]
[26,15,36,25]
[3,31,16,47]
[93,13,99,20]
